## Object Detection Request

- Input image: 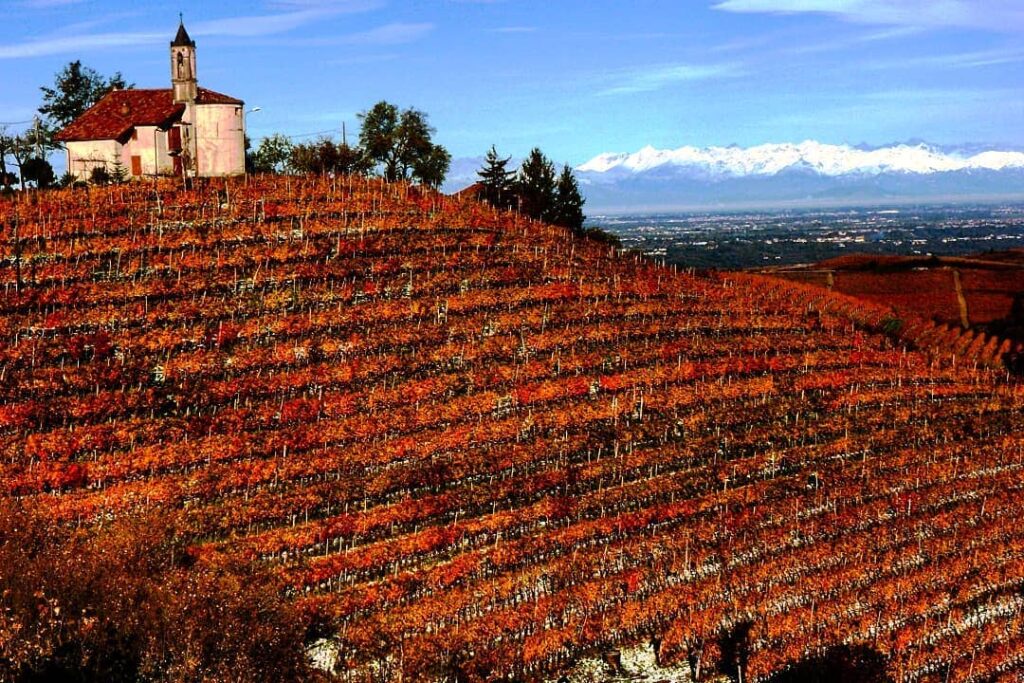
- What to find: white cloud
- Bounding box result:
[0,0,385,59]
[192,0,381,37]
[339,22,435,45]
[599,63,742,96]
[0,31,162,59]
[490,26,537,34]
[712,0,1024,31]
[863,47,1024,70]
[19,0,84,7]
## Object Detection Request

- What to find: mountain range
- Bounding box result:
[444,141,1024,212]
[574,141,1024,212]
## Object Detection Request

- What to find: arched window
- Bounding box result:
[177,52,185,78]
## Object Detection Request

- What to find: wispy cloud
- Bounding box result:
[780,24,922,55]
[598,62,742,96]
[192,0,381,37]
[0,31,162,58]
[324,53,399,66]
[339,22,434,45]
[490,26,537,34]
[0,0,384,59]
[19,0,84,7]
[863,47,1024,70]
[712,0,1024,31]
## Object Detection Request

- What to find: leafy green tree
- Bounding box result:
[288,137,372,176]
[358,101,451,186]
[90,166,111,186]
[553,164,586,231]
[21,157,55,188]
[291,138,325,175]
[39,61,131,131]
[515,147,556,222]
[251,134,293,174]
[335,140,373,176]
[477,145,515,209]
[415,144,451,188]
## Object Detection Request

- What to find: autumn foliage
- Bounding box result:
[1,176,1023,682]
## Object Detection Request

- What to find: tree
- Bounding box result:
[289,138,335,175]
[90,165,111,185]
[335,140,373,176]
[21,157,55,189]
[0,129,31,191]
[110,159,128,184]
[477,145,516,210]
[553,164,585,232]
[39,61,131,131]
[250,134,293,174]
[358,101,451,186]
[415,143,451,188]
[288,137,372,176]
[0,129,17,190]
[516,147,556,222]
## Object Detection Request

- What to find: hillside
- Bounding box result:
[765,251,1024,368]
[2,177,1024,682]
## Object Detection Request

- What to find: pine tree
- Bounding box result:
[476,145,515,210]
[553,164,586,232]
[110,159,128,184]
[516,148,556,222]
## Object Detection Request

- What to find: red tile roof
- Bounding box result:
[55,87,243,142]
[194,87,244,106]
[452,182,484,198]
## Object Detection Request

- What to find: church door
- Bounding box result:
[131,156,142,176]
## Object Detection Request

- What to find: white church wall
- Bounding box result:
[195,104,245,177]
[66,140,122,180]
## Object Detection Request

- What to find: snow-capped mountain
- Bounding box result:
[579,141,1024,178]
[575,141,1024,210]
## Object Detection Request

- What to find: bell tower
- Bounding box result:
[170,17,197,103]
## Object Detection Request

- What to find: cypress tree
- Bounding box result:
[476,145,515,210]
[553,164,586,232]
[516,147,556,222]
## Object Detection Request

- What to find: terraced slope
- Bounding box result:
[765,253,1024,368]
[2,177,1023,682]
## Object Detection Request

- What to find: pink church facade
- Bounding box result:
[57,22,246,180]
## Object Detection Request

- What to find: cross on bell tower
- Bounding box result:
[170,15,197,103]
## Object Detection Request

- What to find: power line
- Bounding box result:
[250,128,344,142]
[286,129,338,140]
[0,119,34,127]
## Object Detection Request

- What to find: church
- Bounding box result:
[56,21,247,180]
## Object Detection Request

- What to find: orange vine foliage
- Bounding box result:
[1,175,1023,682]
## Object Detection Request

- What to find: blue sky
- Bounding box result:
[2,0,1022,166]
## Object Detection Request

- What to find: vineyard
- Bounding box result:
[2,176,1024,682]
[767,253,1024,369]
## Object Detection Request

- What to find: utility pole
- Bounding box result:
[33,117,42,158]
[342,121,347,147]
